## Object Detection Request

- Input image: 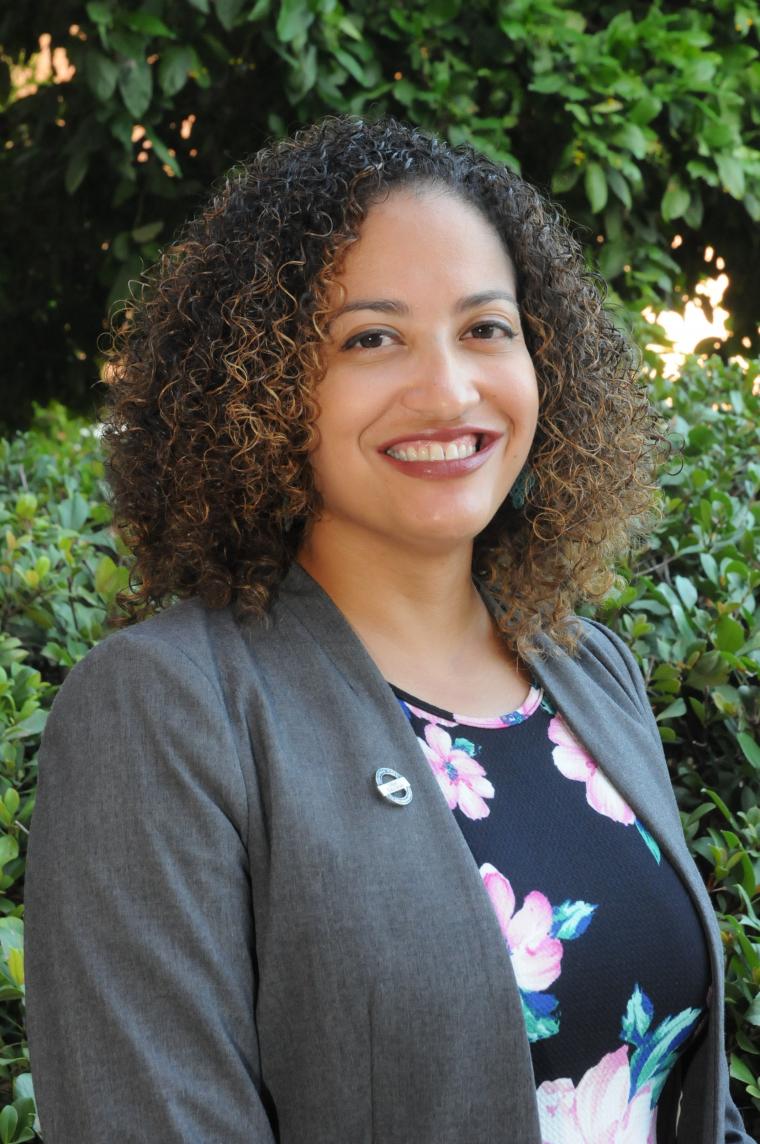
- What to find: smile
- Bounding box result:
[386,434,479,462]
[379,432,503,480]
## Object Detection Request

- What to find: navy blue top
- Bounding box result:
[390,680,710,1142]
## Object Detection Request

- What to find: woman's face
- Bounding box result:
[304,186,539,561]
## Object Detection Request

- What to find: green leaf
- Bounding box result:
[737,733,760,771]
[702,787,734,825]
[731,1053,757,1084]
[656,698,686,721]
[7,946,23,987]
[611,123,647,159]
[110,29,147,58]
[337,14,361,39]
[86,1,113,24]
[584,162,607,213]
[13,1075,34,1104]
[57,493,90,530]
[118,57,153,118]
[158,44,196,95]
[333,47,366,85]
[715,615,745,653]
[674,576,698,610]
[716,154,746,199]
[628,93,661,124]
[123,12,176,37]
[699,552,719,583]
[6,710,47,741]
[0,1105,17,1144]
[686,651,730,689]
[144,129,182,178]
[132,221,163,243]
[530,73,566,95]
[64,150,90,195]
[745,994,760,1027]
[216,0,246,30]
[94,555,118,596]
[276,0,312,43]
[94,556,130,603]
[85,50,119,101]
[598,240,628,279]
[661,178,690,222]
[712,685,741,716]
[551,167,581,195]
[606,168,632,209]
[0,837,18,869]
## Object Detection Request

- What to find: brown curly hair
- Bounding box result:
[102,114,663,653]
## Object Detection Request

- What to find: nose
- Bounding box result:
[400,341,481,420]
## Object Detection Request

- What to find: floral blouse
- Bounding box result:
[390,680,710,1144]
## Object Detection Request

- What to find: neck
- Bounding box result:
[296,526,495,669]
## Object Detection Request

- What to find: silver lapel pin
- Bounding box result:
[374,767,413,806]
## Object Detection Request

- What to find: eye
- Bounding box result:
[465,320,516,341]
[342,328,397,351]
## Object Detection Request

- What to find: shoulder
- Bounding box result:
[51,597,249,717]
[575,617,649,703]
[531,615,653,724]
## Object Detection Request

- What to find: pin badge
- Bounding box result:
[374,767,413,806]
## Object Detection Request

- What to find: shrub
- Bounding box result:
[2,359,758,1137]
[593,354,760,1129]
[0,403,127,1140]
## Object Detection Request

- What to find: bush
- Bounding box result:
[0,403,127,1141]
[593,354,760,1130]
[2,361,758,1138]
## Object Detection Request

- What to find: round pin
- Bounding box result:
[374,767,413,806]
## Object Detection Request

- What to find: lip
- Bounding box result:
[377,426,503,452]
[380,433,503,480]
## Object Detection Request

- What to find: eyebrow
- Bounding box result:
[328,289,519,325]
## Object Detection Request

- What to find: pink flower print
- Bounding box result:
[418,723,494,819]
[548,714,635,826]
[480,864,563,992]
[537,1046,657,1144]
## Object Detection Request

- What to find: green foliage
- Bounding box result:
[594,355,760,1127]
[1,0,759,429]
[1,366,758,1134]
[0,403,127,1139]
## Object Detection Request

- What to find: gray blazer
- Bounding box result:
[25,562,754,1143]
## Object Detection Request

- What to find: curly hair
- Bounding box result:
[102,113,663,653]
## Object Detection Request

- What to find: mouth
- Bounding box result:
[379,429,499,463]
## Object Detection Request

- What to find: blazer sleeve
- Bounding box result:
[584,619,758,1144]
[24,629,278,1144]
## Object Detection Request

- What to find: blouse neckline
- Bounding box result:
[388,681,544,729]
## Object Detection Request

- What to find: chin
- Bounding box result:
[392,519,493,552]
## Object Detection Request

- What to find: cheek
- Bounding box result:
[309,406,358,483]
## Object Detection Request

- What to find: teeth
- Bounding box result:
[387,434,480,462]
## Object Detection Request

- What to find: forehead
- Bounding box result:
[335,187,517,297]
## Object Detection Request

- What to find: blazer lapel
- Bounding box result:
[521,634,718,930]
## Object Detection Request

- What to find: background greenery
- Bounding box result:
[1,0,759,428]
[1,0,758,1139]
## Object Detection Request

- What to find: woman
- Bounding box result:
[25,116,754,1143]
